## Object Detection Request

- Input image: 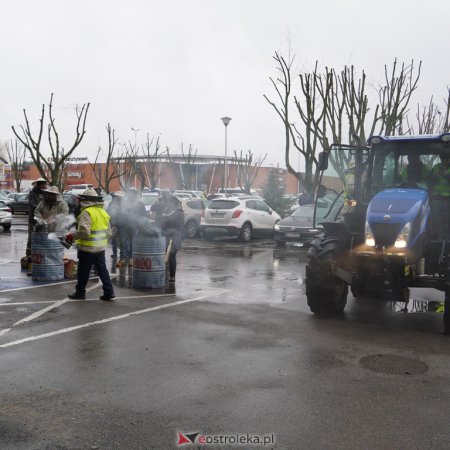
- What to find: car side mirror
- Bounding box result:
[318,152,329,171]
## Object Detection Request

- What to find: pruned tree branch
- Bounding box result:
[11,93,90,189]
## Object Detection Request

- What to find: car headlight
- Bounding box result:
[274,223,280,231]
[394,222,411,248]
[365,221,375,247]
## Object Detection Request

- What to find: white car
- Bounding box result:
[141,193,160,216]
[0,200,12,231]
[200,196,280,242]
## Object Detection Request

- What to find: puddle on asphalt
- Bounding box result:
[273,248,308,264]
[392,299,444,313]
[210,275,233,283]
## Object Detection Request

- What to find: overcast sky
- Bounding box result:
[1,0,449,167]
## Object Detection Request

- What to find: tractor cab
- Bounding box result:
[314,134,450,246]
[306,133,450,333]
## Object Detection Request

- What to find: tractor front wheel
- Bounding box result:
[305,236,348,315]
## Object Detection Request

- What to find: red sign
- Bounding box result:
[32,252,44,264]
[133,257,152,271]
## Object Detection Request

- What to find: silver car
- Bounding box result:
[0,200,12,231]
[178,197,208,238]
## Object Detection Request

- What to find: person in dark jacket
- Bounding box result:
[150,196,165,228]
[161,195,184,282]
[107,192,125,259]
[26,178,47,257]
[116,189,147,267]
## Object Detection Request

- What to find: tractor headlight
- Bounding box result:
[365,221,375,247]
[394,222,411,248]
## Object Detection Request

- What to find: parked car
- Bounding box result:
[179,197,207,238]
[67,184,94,194]
[7,192,21,201]
[6,193,29,214]
[141,192,160,216]
[63,193,80,216]
[174,190,205,199]
[0,190,9,201]
[200,196,281,242]
[0,200,12,231]
[273,196,342,246]
[273,204,322,246]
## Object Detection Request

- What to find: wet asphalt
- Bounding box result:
[0,216,450,449]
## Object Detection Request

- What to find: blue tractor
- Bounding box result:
[305,133,450,333]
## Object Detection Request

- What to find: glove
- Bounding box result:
[33,217,46,226]
[65,232,74,242]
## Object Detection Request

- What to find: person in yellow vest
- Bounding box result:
[430,154,450,239]
[399,153,430,189]
[66,189,115,301]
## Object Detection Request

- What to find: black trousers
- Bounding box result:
[168,249,177,278]
[75,250,114,296]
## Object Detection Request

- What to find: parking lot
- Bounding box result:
[1,216,450,449]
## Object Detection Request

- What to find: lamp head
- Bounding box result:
[221,116,232,127]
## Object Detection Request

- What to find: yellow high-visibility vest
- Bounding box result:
[431,164,450,196]
[76,206,110,248]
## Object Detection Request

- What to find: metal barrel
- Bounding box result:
[132,235,166,288]
[31,232,65,281]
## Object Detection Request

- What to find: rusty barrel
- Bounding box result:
[132,235,166,288]
[31,232,64,281]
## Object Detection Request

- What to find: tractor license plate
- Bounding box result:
[285,232,300,238]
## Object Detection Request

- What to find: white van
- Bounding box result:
[68,184,94,194]
[217,187,246,196]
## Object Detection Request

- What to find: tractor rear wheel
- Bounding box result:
[306,236,348,315]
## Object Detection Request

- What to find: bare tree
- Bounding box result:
[264,52,321,196]
[140,134,166,190]
[116,134,169,191]
[375,59,422,135]
[11,93,90,189]
[89,123,122,193]
[265,54,423,192]
[233,149,267,194]
[119,140,140,190]
[178,143,198,190]
[5,139,27,192]
[442,88,450,133]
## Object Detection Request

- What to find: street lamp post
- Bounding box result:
[221,116,231,194]
[131,127,140,149]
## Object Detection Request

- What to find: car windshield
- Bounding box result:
[291,205,314,219]
[0,200,7,208]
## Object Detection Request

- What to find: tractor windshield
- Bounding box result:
[368,140,450,198]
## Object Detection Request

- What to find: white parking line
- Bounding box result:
[0,291,226,349]
[0,293,178,306]
[0,278,88,293]
[13,281,103,326]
